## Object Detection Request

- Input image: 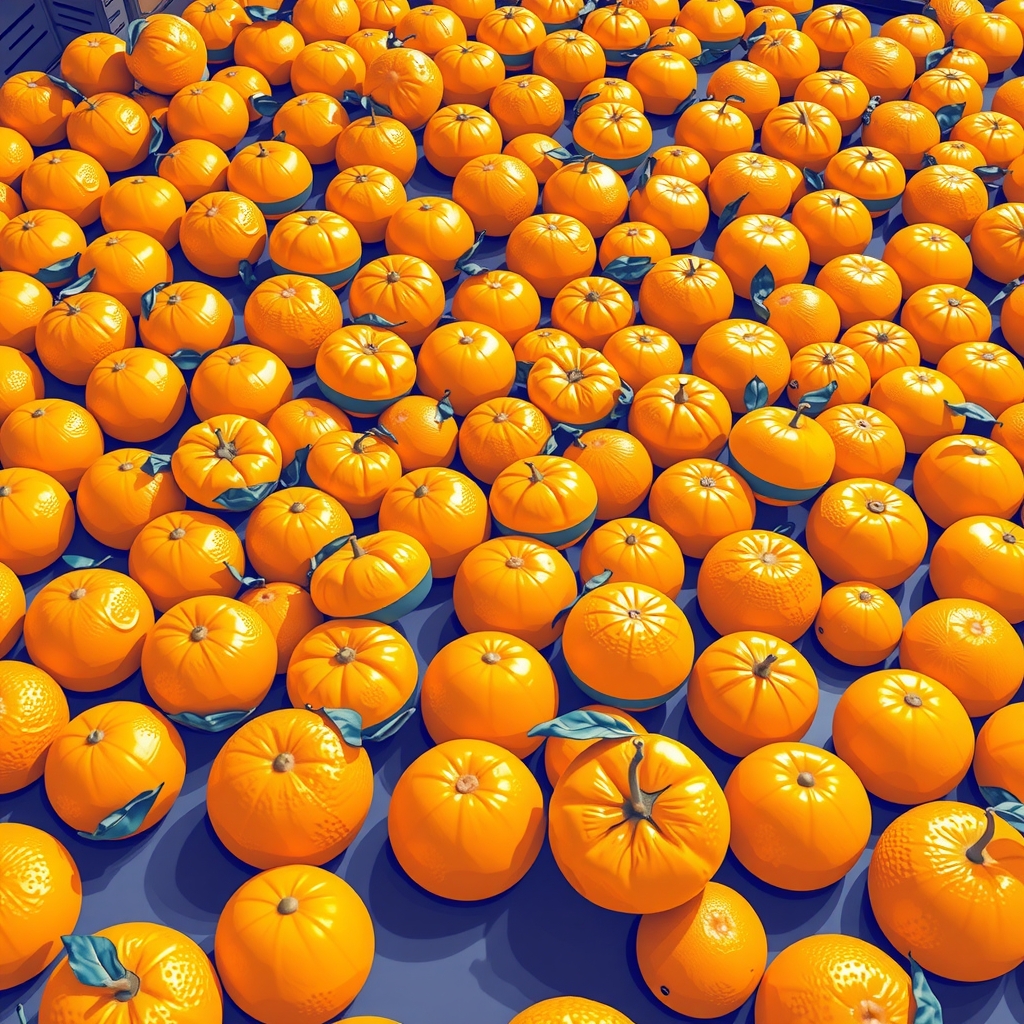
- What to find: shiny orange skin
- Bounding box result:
[60,31,132,95]
[883,221,974,298]
[227,139,314,223]
[602,324,681,392]
[35,291,136,387]
[823,145,905,220]
[648,458,755,559]
[183,0,252,62]
[533,30,606,100]
[789,189,872,267]
[378,466,490,577]
[992,402,1024,467]
[815,582,902,667]
[727,742,871,890]
[0,72,75,147]
[214,864,373,1024]
[707,151,791,220]
[674,97,754,169]
[816,403,906,485]
[931,516,1024,624]
[841,35,916,102]
[542,704,645,788]
[806,478,928,589]
[20,149,110,227]
[638,256,735,346]
[0,347,43,425]
[99,174,186,251]
[450,270,540,344]
[0,660,67,792]
[628,373,732,468]
[0,127,32,187]
[326,163,407,243]
[24,569,154,693]
[234,16,305,86]
[207,707,373,869]
[128,508,245,613]
[578,517,683,598]
[648,144,711,189]
[747,28,820,97]
[637,882,767,1020]
[306,428,403,517]
[378,393,459,470]
[688,631,818,757]
[191,344,293,424]
[506,213,597,299]
[549,278,635,352]
[914,435,1024,528]
[970,201,1024,284]
[754,934,910,1024]
[157,138,230,202]
[833,669,974,804]
[77,448,185,551]
[562,428,653,520]
[693,319,791,414]
[78,229,174,317]
[389,738,545,900]
[243,273,342,369]
[543,158,630,241]
[291,39,366,96]
[0,561,22,660]
[268,209,362,291]
[901,598,1024,719]
[626,50,697,117]
[142,594,276,719]
[434,41,504,106]
[882,12,946,73]
[140,280,235,360]
[453,153,539,237]
[599,221,672,273]
[939,340,1024,417]
[998,280,1024,357]
[85,347,187,443]
[514,326,580,365]
[179,190,268,279]
[453,535,576,649]
[911,66,985,119]
[629,173,709,249]
[125,13,209,93]
[44,701,186,837]
[815,253,901,330]
[869,801,1024,981]
[172,414,282,510]
[954,11,1024,74]
[364,47,444,130]
[698,530,822,643]
[241,582,322,676]
[901,284,991,364]
[335,115,418,185]
[0,467,74,574]
[245,485,353,586]
[267,397,350,466]
[0,209,81,284]
[975,702,1024,798]
[548,732,730,914]
[165,81,248,154]
[794,69,870,134]
[285,618,417,728]
[421,631,557,757]
[869,366,968,455]
[861,99,940,172]
[0,397,103,492]
[315,324,416,419]
[416,321,516,416]
[707,60,780,131]
[458,396,550,485]
[503,131,566,184]
[786,338,867,408]
[840,320,919,384]
[349,254,446,347]
[713,213,810,301]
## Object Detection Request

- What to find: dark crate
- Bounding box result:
[0,0,62,78]
[45,0,139,47]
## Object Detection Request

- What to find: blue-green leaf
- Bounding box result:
[61,934,127,987]
[921,152,938,168]
[945,400,997,423]
[170,349,208,370]
[528,709,637,740]
[239,259,258,288]
[717,192,748,231]
[744,376,769,411]
[224,561,265,590]
[57,270,96,298]
[936,102,965,135]
[613,379,634,421]
[991,277,1022,306]
[974,165,1006,178]
[774,521,795,536]
[981,786,1024,833]
[862,94,881,126]
[46,74,84,102]
[61,554,111,569]
[140,452,172,476]
[924,43,953,71]
[278,445,310,488]
[78,784,164,841]
[360,94,392,117]
[542,422,583,455]
[573,93,601,117]
[308,533,355,575]
[750,265,774,321]
[317,706,364,746]
[213,480,279,511]
[140,281,170,320]
[271,129,287,142]
[910,955,943,1024]
[803,167,826,192]
[798,380,839,417]
[543,145,578,161]
[455,230,486,272]
[552,569,613,627]
[514,360,532,388]
[363,707,417,741]
[602,255,653,283]
[147,118,163,157]
[251,93,281,117]
[372,424,397,442]
[126,18,147,53]
[43,254,80,281]
[671,89,697,117]
[16,1004,26,1024]
[436,391,455,421]
[167,709,255,732]
[741,20,768,49]
[634,154,656,192]
[350,312,406,328]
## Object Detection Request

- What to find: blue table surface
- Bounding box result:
[4,6,1024,1024]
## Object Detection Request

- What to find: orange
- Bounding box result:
[243,273,342,368]
[790,189,872,266]
[156,138,230,202]
[509,998,635,1024]
[0,269,51,352]
[0,346,43,425]
[636,882,767,1019]
[0,661,68,793]
[706,60,781,130]
[975,702,1024,798]
[0,560,22,658]
[815,253,902,329]
[0,467,75,574]
[842,35,916,102]
[241,582,322,676]
[816,403,906,484]
[815,581,902,667]
[712,213,810,300]
[840,320,919,384]
[939,340,1024,417]
[190,344,293,424]
[883,221,974,297]
[901,284,991,365]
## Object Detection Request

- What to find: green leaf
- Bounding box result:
[861,95,881,126]
[213,479,279,511]
[42,254,80,280]
[945,400,997,423]
[974,164,1007,179]
[239,260,258,288]
[147,118,163,158]
[909,956,943,1024]
[925,43,953,71]
[936,102,966,135]
[140,281,171,320]
[245,4,285,20]
[279,445,310,488]
[744,376,769,411]
[77,784,164,841]
[552,569,613,627]
[317,706,364,746]
[61,935,127,987]
[166,709,255,732]
[455,231,486,273]
[573,93,601,117]
[224,561,265,590]
[250,93,281,117]
[750,265,774,321]
[140,453,171,476]
[57,270,96,299]
[543,145,578,161]
[802,167,825,192]
[350,312,406,328]
[46,74,84,102]
[528,709,638,740]
[717,192,748,231]
[612,379,633,422]
[436,391,455,421]
[798,380,839,416]
[363,707,417,741]
[982,786,1024,833]
[361,95,392,117]
[602,255,653,283]
[61,554,111,569]
[308,533,355,576]
[16,1004,26,1024]
[126,17,147,53]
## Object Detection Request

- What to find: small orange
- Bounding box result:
[541,704,646,788]
[816,402,906,484]
[814,582,903,667]
[190,344,294,423]
[760,284,842,356]
[0,661,69,794]
[975,702,1024,798]
[840,320,920,384]
[243,273,343,369]
[790,189,872,266]
[0,467,75,575]
[0,346,43,425]
[815,254,902,330]
[241,582,322,676]
[870,366,971,455]
[156,138,230,202]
